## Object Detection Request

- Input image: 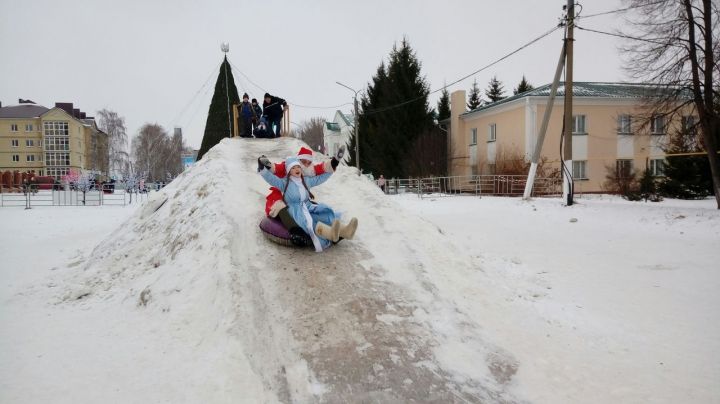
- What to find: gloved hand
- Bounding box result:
[335,145,346,161]
[257,155,271,172]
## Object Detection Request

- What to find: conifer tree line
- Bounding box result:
[348,39,445,178]
[346,38,541,178]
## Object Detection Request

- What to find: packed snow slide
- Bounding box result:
[53,137,522,403]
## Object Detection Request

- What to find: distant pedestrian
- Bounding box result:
[239,93,254,138]
[263,92,287,138]
[377,174,386,193]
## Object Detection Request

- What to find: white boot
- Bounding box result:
[338,217,358,240]
[315,221,340,242]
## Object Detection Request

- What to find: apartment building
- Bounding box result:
[0,100,108,179]
[448,82,693,192]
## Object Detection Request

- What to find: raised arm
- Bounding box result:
[259,167,285,189]
[304,171,333,188]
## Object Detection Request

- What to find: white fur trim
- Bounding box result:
[268,200,286,217]
[286,160,302,171]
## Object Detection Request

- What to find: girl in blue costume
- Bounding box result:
[259,157,358,252]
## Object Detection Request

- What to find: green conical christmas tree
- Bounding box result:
[197,56,240,161]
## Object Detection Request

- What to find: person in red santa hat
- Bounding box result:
[261,145,345,247]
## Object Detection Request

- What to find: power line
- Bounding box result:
[290,102,354,110]
[575,25,683,47]
[227,59,267,94]
[577,1,666,19]
[228,58,354,110]
[169,61,222,127]
[364,24,564,116]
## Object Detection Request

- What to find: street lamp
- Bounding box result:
[336,81,361,176]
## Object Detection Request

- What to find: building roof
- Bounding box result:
[339,112,354,126]
[0,103,50,118]
[325,122,341,131]
[462,82,683,116]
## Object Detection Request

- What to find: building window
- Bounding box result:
[46,167,69,179]
[488,124,496,142]
[26,139,34,147]
[45,152,70,167]
[25,124,33,132]
[682,115,697,135]
[572,115,586,134]
[573,160,588,179]
[12,155,19,162]
[649,159,665,176]
[26,155,36,162]
[617,115,631,134]
[43,121,69,137]
[651,115,665,134]
[616,159,634,178]
[470,128,478,145]
[11,124,18,131]
[11,139,19,147]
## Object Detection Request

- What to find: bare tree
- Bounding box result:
[620,0,720,208]
[131,124,183,182]
[97,109,130,178]
[297,117,325,152]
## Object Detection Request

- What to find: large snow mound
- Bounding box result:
[57,138,521,402]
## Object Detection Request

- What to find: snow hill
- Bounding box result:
[53,137,522,402]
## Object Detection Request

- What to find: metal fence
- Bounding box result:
[0,185,149,208]
[385,175,561,198]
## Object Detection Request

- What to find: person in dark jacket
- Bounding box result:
[262,92,287,138]
[239,93,255,137]
[251,98,263,135]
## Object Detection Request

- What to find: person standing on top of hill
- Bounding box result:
[239,93,255,138]
[251,98,263,136]
[258,154,357,252]
[261,146,345,247]
[263,92,287,138]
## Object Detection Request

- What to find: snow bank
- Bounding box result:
[47,138,522,402]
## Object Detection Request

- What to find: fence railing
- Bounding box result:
[0,184,149,208]
[385,175,561,198]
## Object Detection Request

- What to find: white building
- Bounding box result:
[323,110,353,163]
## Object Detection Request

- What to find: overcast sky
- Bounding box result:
[1,0,629,148]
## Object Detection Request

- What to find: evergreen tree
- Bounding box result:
[513,75,534,95]
[197,56,240,161]
[485,76,506,102]
[354,38,434,178]
[659,128,713,199]
[437,86,451,121]
[467,79,482,110]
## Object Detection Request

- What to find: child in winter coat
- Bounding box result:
[258,156,357,252]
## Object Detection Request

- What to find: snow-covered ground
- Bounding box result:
[396,194,720,403]
[0,138,718,403]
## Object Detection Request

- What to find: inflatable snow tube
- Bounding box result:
[259,216,294,247]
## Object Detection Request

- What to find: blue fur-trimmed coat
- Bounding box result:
[260,168,337,251]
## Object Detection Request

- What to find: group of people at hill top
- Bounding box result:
[238,92,287,138]
[257,144,358,252]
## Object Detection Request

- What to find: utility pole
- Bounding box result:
[336,81,361,176]
[563,0,575,205]
[221,43,231,138]
[523,41,567,199]
[353,96,359,174]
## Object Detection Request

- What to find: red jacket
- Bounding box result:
[264,162,328,216]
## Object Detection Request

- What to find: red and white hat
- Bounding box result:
[297,147,314,162]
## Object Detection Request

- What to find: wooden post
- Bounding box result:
[232,104,239,137]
